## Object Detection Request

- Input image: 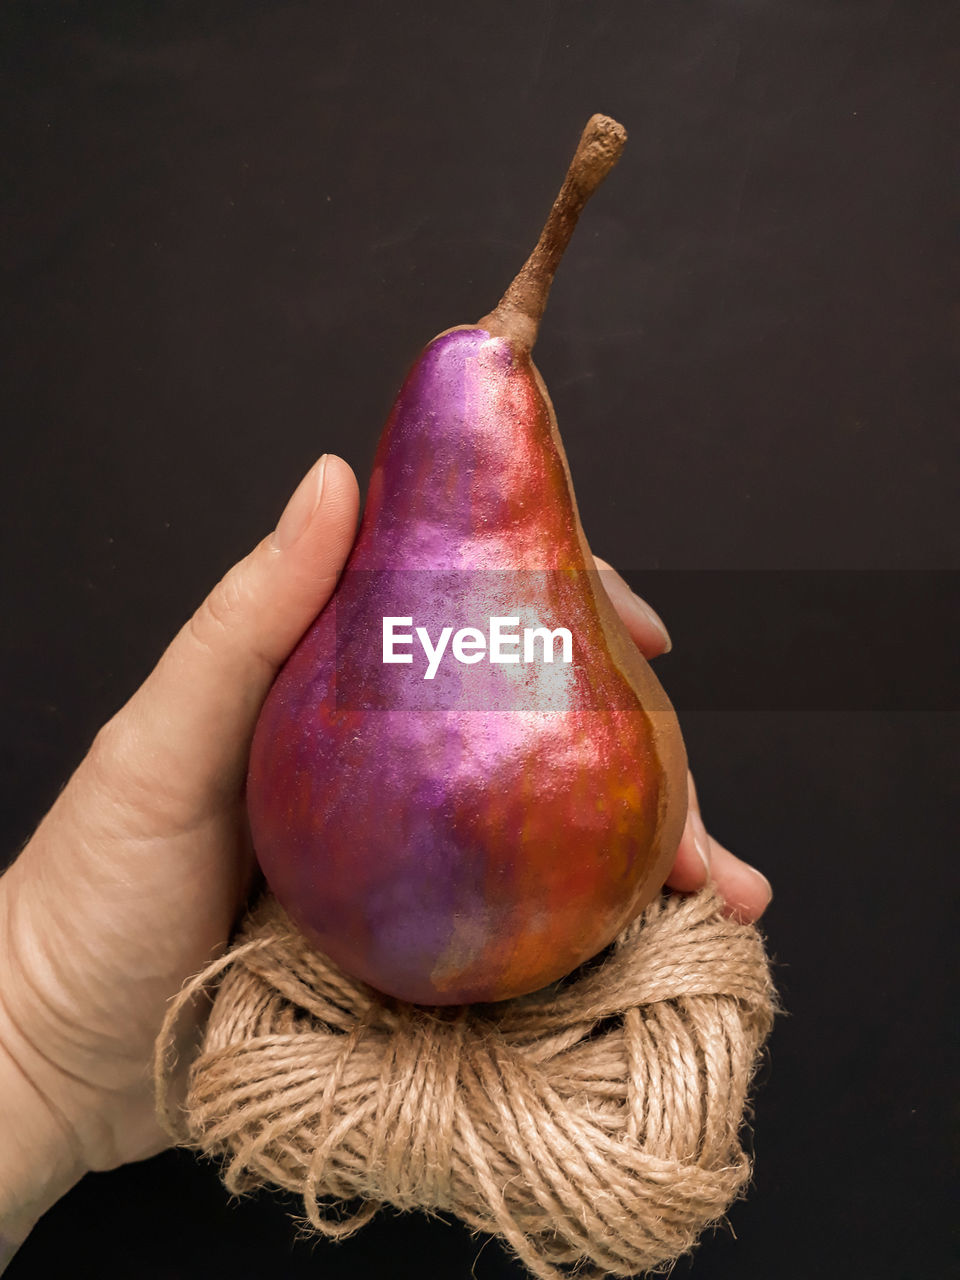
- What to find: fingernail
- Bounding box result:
[630,591,672,652]
[273,455,328,550]
[689,807,712,878]
[596,559,673,652]
[719,858,773,923]
[746,864,773,906]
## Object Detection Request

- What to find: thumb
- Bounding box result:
[95,454,359,812]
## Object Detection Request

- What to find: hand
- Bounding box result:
[0,459,770,1249]
[0,454,359,1246]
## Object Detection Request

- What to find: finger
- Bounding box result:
[96,454,360,810]
[593,556,671,658]
[664,771,773,923]
[706,835,773,924]
[664,773,711,893]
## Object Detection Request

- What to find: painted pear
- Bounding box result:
[247,116,687,1005]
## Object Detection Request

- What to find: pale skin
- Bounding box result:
[0,453,772,1252]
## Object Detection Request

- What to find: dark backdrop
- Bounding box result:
[2,3,956,1278]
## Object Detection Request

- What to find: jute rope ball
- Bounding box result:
[155,885,776,1278]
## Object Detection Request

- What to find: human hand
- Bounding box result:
[0,454,359,1248]
[0,462,770,1251]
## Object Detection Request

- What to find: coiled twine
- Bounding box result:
[155,886,776,1278]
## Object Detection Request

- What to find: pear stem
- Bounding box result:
[477,114,627,351]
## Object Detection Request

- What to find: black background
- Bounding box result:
[2,2,957,1278]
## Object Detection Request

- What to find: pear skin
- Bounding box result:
[247,117,688,1005]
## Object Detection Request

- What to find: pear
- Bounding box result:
[247,116,688,1005]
